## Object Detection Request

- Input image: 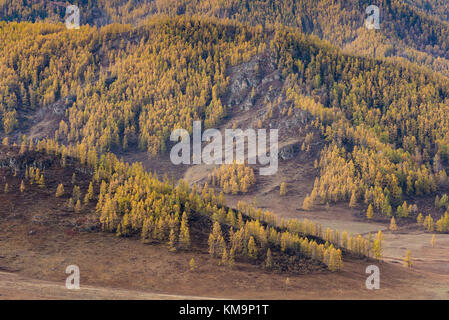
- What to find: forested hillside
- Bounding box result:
[2,0,449,76]
[0,17,266,154]
[405,0,449,22]
[269,27,449,219]
[1,7,449,222]
[0,1,448,290]
[2,140,380,272]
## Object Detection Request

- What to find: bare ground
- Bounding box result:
[1,217,448,300]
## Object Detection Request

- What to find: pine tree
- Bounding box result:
[72,185,81,203]
[389,216,398,231]
[169,227,177,252]
[228,248,235,268]
[302,195,313,210]
[436,212,449,232]
[218,191,225,205]
[328,248,343,271]
[56,184,65,197]
[265,248,273,269]
[208,233,216,257]
[366,204,374,219]
[342,230,349,249]
[218,236,226,258]
[179,212,191,249]
[424,214,435,232]
[20,180,25,193]
[417,213,424,225]
[19,141,26,154]
[67,198,74,211]
[237,212,244,228]
[231,179,239,194]
[398,201,409,217]
[280,182,287,196]
[435,195,440,208]
[141,218,151,244]
[221,247,229,266]
[226,209,237,226]
[75,200,82,213]
[248,236,258,260]
[373,230,383,260]
[335,249,344,270]
[189,258,197,271]
[84,182,94,204]
[38,174,45,188]
[349,190,357,208]
[208,221,223,257]
[403,250,413,268]
[223,181,230,194]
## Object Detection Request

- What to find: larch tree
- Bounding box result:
[179,212,191,249]
[280,182,287,196]
[417,213,424,225]
[349,190,357,208]
[302,194,313,211]
[424,214,435,232]
[208,221,224,257]
[389,216,398,231]
[265,248,273,269]
[189,258,197,271]
[38,174,45,188]
[221,247,229,266]
[168,227,177,252]
[84,182,94,204]
[228,248,235,268]
[248,236,258,260]
[74,200,82,213]
[72,186,81,203]
[373,230,383,260]
[403,250,413,268]
[366,204,374,220]
[56,184,65,197]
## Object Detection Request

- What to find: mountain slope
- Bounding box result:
[0,17,266,154]
[3,0,449,77]
[2,15,449,222]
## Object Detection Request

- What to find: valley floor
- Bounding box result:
[0,217,448,300]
